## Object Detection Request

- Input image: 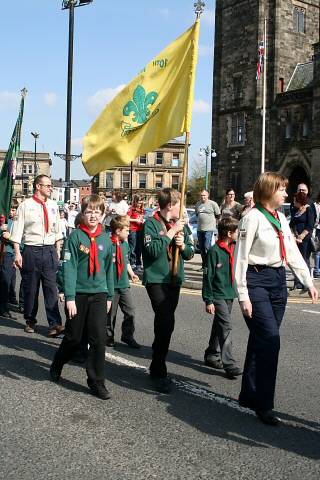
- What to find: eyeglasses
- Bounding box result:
[83,210,102,216]
[39,184,52,188]
[227,193,235,196]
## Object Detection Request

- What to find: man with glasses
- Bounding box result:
[11,175,64,336]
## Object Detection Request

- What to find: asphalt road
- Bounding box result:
[0,283,319,479]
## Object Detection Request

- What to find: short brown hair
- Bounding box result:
[110,215,130,233]
[74,212,84,228]
[217,217,238,239]
[81,194,105,214]
[253,172,288,204]
[33,174,50,192]
[157,188,181,209]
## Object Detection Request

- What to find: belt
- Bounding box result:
[248,264,284,272]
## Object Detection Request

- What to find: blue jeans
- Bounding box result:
[197,230,213,267]
[128,230,143,267]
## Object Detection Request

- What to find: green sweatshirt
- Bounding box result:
[142,217,194,285]
[111,241,130,290]
[63,229,114,301]
[202,243,237,304]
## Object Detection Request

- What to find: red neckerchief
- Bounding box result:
[79,223,102,276]
[217,239,235,284]
[32,195,49,233]
[153,211,175,259]
[111,234,125,279]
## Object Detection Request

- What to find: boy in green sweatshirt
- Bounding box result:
[106,215,140,348]
[50,195,114,400]
[142,188,194,393]
[202,217,242,379]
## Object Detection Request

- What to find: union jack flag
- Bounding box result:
[256,40,264,80]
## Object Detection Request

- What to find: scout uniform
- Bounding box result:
[235,205,313,413]
[52,225,114,386]
[142,214,194,379]
[202,240,241,375]
[11,196,63,331]
[0,218,16,317]
[106,239,137,345]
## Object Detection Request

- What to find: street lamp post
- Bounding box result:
[199,146,217,191]
[31,131,39,181]
[61,0,94,202]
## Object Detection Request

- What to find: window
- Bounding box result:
[139,173,147,189]
[172,153,180,167]
[156,152,163,165]
[139,154,147,165]
[172,175,179,190]
[23,182,28,195]
[233,76,242,101]
[302,117,310,138]
[22,165,27,174]
[293,7,305,33]
[122,173,130,189]
[285,112,292,139]
[155,175,163,189]
[106,172,113,189]
[28,165,33,174]
[231,113,245,145]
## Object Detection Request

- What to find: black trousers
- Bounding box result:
[53,293,107,382]
[146,283,180,378]
[0,253,15,314]
[106,288,135,340]
[239,266,287,412]
[22,245,62,327]
[205,299,237,369]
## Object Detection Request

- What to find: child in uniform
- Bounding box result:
[106,215,140,348]
[202,217,242,378]
[142,188,194,394]
[50,195,114,400]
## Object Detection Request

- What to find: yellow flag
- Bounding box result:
[83,20,200,176]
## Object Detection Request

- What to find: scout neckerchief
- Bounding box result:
[32,195,49,233]
[79,223,102,276]
[255,203,287,263]
[153,211,176,261]
[217,239,235,284]
[111,234,125,279]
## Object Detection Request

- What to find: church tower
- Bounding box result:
[211,0,320,199]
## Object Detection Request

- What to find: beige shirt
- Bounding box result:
[11,197,63,246]
[235,208,313,301]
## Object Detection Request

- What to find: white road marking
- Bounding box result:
[302,309,320,315]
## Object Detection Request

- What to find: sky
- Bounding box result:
[0,0,215,180]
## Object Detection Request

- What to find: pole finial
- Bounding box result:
[21,88,27,98]
[194,0,205,18]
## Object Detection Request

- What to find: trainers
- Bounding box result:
[25,323,36,333]
[204,356,223,369]
[225,366,243,379]
[50,362,62,382]
[150,376,172,394]
[121,336,141,349]
[87,379,111,400]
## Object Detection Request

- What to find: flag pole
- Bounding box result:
[261,17,267,173]
[172,1,203,280]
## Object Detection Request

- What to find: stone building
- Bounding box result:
[0,150,52,199]
[211,0,320,200]
[92,139,185,206]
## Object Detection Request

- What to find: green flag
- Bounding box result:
[0,88,27,220]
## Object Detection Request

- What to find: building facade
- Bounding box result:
[0,150,52,199]
[211,0,320,200]
[52,179,92,207]
[92,139,185,206]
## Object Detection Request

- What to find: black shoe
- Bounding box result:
[0,311,17,320]
[204,356,223,369]
[225,366,243,379]
[50,362,62,382]
[87,379,111,400]
[239,398,256,410]
[121,336,141,349]
[256,409,281,426]
[8,299,19,307]
[150,376,172,394]
[106,337,115,347]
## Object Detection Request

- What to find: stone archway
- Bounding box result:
[279,148,311,201]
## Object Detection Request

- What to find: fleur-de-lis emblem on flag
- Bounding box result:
[123,85,158,125]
